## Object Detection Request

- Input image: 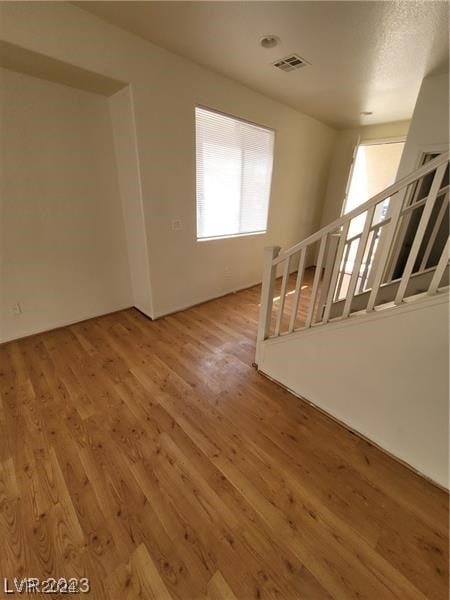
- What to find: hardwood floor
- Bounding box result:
[0,275,448,599]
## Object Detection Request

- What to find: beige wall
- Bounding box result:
[396,72,449,178]
[320,121,410,228]
[0,2,336,321]
[109,86,154,317]
[0,67,132,342]
[346,142,404,209]
[259,294,450,488]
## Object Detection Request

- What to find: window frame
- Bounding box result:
[194,105,275,242]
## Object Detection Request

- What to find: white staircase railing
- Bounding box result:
[256,151,449,362]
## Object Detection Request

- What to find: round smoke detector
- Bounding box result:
[260,35,280,49]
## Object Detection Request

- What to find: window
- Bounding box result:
[195,107,274,240]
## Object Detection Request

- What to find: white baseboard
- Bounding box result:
[0,303,132,345]
[151,279,263,320]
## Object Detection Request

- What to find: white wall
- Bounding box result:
[396,72,449,178]
[0,2,336,320]
[0,67,132,342]
[109,87,153,317]
[259,294,450,488]
[320,121,410,228]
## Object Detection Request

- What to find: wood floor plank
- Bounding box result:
[0,278,448,599]
[207,571,238,600]
[107,543,175,600]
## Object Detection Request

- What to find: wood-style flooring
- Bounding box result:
[0,274,448,599]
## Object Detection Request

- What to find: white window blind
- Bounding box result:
[195,107,274,240]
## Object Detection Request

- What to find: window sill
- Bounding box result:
[197,230,267,242]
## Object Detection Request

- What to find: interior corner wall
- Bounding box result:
[0,67,132,343]
[396,72,449,179]
[319,121,411,229]
[109,86,153,317]
[0,2,337,320]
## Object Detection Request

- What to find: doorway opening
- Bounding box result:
[337,138,405,297]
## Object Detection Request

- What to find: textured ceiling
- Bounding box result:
[75,1,449,128]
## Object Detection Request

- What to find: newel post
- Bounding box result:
[255,245,281,367]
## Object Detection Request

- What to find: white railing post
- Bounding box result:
[274,255,292,337]
[305,235,327,328]
[394,162,447,304]
[317,233,340,322]
[254,153,448,347]
[255,246,280,365]
[323,221,350,322]
[342,205,376,318]
[428,238,449,295]
[366,191,404,311]
[288,248,306,333]
[419,190,449,271]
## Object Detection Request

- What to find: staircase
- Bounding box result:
[257,151,449,358]
[255,151,450,488]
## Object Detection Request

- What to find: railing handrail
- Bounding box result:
[256,151,449,359]
[273,151,449,266]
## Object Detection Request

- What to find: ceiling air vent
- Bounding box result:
[273,54,309,72]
